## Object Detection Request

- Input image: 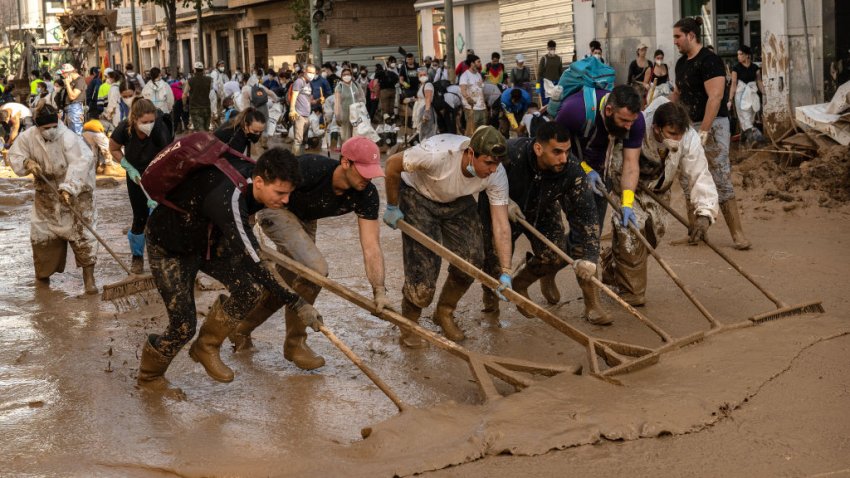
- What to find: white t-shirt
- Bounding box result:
[459,70,485,110]
[445,85,463,109]
[521,111,548,133]
[401,134,509,205]
[2,102,32,119]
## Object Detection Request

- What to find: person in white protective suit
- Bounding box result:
[600,97,719,306]
[8,105,99,294]
[728,45,765,147]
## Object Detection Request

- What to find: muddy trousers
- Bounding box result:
[31,190,98,279]
[400,184,483,312]
[600,216,659,302]
[146,243,263,359]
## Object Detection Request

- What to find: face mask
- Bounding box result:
[662,137,681,153]
[321,72,328,78]
[466,152,477,177]
[425,63,431,68]
[548,49,556,55]
[655,59,663,65]
[389,63,397,69]
[361,72,367,77]
[306,72,316,81]
[294,66,301,72]
[137,122,154,136]
[593,53,602,60]
[342,75,352,83]
[122,97,134,107]
[419,76,428,83]
[218,67,225,72]
[41,127,58,142]
[247,132,261,143]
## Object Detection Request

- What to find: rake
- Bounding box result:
[638,185,824,322]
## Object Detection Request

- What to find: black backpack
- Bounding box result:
[127,73,143,94]
[528,113,547,137]
[250,84,269,107]
[430,79,454,111]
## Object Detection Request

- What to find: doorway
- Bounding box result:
[254,34,268,70]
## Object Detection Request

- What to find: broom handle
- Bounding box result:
[638,185,786,308]
[35,171,132,275]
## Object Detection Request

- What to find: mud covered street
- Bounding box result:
[1,155,850,477]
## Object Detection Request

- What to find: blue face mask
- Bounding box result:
[466,150,477,177]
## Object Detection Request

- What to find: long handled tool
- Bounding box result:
[34,171,156,301]
[514,217,672,342]
[319,324,407,412]
[604,192,722,329]
[638,185,824,322]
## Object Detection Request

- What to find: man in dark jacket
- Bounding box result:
[183,61,212,131]
[86,67,102,119]
[479,121,611,325]
[137,147,323,397]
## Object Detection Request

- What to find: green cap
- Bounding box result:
[469,126,507,159]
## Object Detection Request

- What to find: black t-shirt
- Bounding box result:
[286,154,380,222]
[111,115,171,171]
[377,70,399,90]
[628,60,649,84]
[732,62,760,84]
[675,47,729,121]
[214,124,253,158]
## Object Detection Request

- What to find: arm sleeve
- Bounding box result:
[59,133,96,196]
[562,158,601,261]
[484,165,510,206]
[680,130,719,222]
[8,132,33,177]
[205,185,301,304]
[702,55,727,82]
[401,146,438,173]
[622,113,646,150]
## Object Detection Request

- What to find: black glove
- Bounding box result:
[688,215,711,244]
[291,298,323,332]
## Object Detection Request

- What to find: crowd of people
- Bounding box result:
[0,15,767,396]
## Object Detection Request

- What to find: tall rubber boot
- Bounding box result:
[720,198,752,250]
[128,231,146,274]
[32,237,68,282]
[399,297,427,349]
[283,308,326,370]
[577,277,613,326]
[82,265,98,295]
[671,202,697,246]
[601,223,648,307]
[229,290,285,352]
[433,274,471,342]
[511,265,544,318]
[189,295,236,382]
[137,334,185,399]
[539,273,561,305]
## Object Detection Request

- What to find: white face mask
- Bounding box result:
[548,49,556,56]
[321,71,328,78]
[342,75,352,83]
[655,58,663,65]
[218,67,225,72]
[41,127,59,142]
[418,75,428,83]
[306,72,316,81]
[662,137,681,153]
[138,121,155,136]
[122,97,134,107]
[593,53,602,60]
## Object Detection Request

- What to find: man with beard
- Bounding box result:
[549,84,644,305]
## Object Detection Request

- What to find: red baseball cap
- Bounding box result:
[341,137,384,179]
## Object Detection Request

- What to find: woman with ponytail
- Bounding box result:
[213,106,267,158]
[108,98,172,273]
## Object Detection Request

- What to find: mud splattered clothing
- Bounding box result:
[8,124,98,277]
[480,137,600,280]
[145,159,300,358]
[286,155,380,221]
[399,135,508,307]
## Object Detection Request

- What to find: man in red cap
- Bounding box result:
[229,136,388,370]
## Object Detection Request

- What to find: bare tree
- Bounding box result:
[138,0,210,72]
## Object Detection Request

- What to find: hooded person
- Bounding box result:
[8,105,99,294]
[141,67,176,138]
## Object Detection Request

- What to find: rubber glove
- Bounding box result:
[507,199,525,223]
[24,158,42,177]
[495,273,512,301]
[688,215,711,244]
[621,206,638,228]
[699,130,709,146]
[120,158,141,184]
[373,286,388,314]
[383,204,404,229]
[291,298,323,332]
[574,260,597,281]
[147,198,158,210]
[580,161,606,197]
[59,190,72,205]
[506,112,518,130]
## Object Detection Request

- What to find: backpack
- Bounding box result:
[127,73,142,94]
[529,113,547,137]
[546,56,615,136]
[250,84,269,107]
[141,132,255,214]
[430,79,453,110]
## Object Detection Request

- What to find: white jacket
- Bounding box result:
[8,124,98,244]
[642,97,719,222]
[142,79,175,114]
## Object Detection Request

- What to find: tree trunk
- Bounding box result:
[165,1,179,76]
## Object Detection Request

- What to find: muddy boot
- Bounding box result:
[433,274,470,342]
[137,335,185,400]
[32,237,68,280]
[189,295,236,382]
[481,287,500,317]
[101,161,125,177]
[82,265,98,295]
[511,266,543,318]
[283,309,325,370]
[229,291,283,352]
[578,277,613,326]
[671,202,697,246]
[399,297,427,348]
[539,272,561,305]
[720,198,752,250]
[130,255,144,274]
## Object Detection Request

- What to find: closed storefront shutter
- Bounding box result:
[499,0,575,79]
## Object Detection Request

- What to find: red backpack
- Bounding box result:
[141,132,255,214]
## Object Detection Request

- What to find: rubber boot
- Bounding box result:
[432,274,470,342]
[399,297,427,349]
[101,161,125,177]
[481,286,500,317]
[671,202,697,246]
[578,277,613,326]
[539,272,561,305]
[137,335,185,400]
[82,265,98,295]
[601,224,649,307]
[130,256,144,274]
[511,266,543,318]
[189,295,236,382]
[720,198,752,250]
[32,237,68,281]
[229,290,284,352]
[283,308,325,370]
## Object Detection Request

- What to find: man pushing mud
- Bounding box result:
[383,126,514,345]
[137,147,322,396]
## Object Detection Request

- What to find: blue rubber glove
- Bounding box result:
[120,158,141,184]
[146,198,158,210]
[621,206,638,229]
[383,204,404,230]
[586,170,607,197]
[495,273,512,301]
